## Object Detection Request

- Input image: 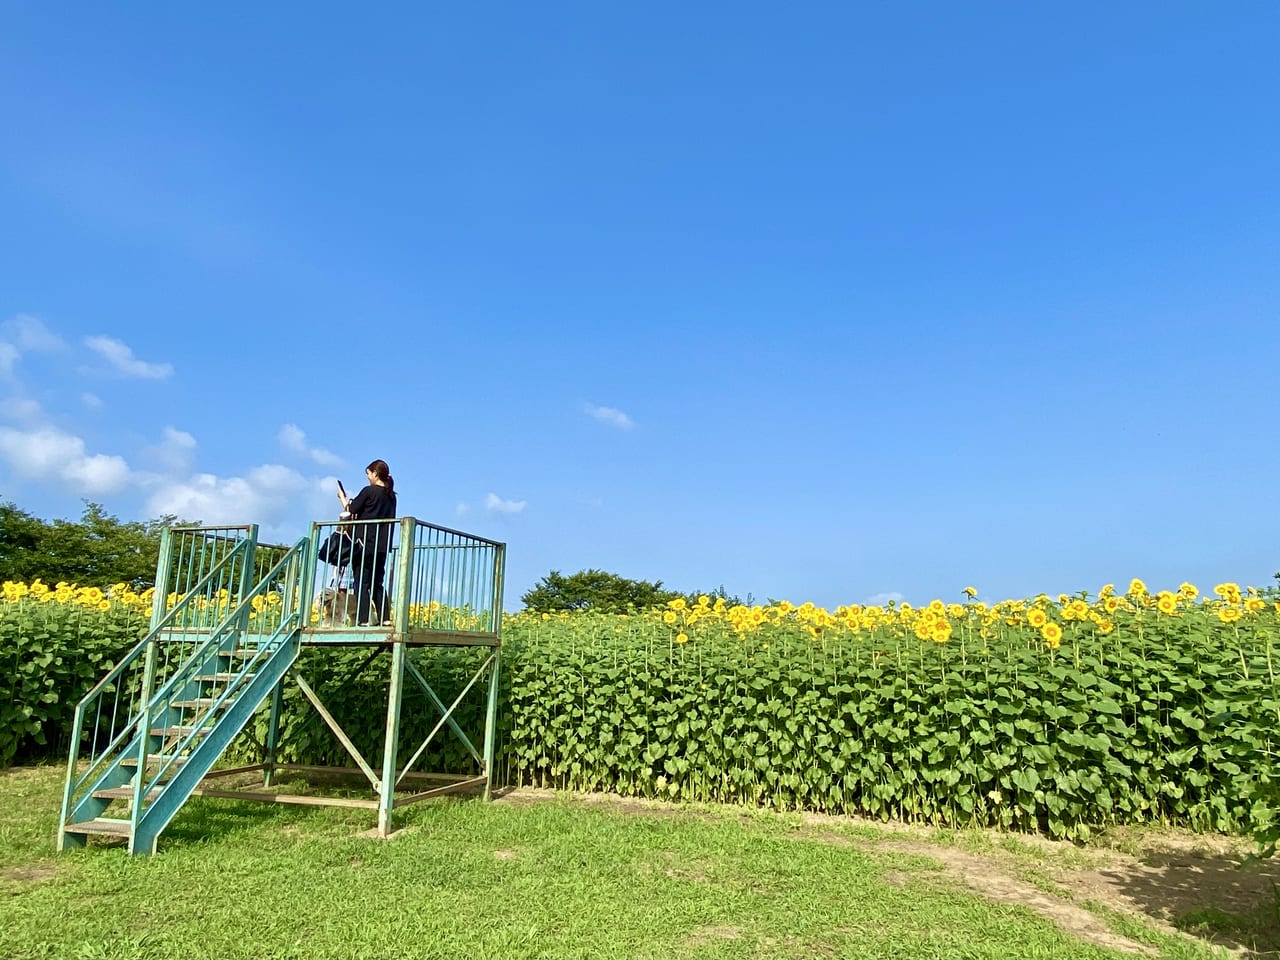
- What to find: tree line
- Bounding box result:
[0,501,172,588]
[1,501,747,611]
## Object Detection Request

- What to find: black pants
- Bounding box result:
[352,547,388,625]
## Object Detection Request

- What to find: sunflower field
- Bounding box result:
[3,576,1277,848]
[0,580,151,766]
[500,580,1279,845]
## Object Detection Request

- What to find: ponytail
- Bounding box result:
[366,459,395,497]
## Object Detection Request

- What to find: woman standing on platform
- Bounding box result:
[338,459,397,625]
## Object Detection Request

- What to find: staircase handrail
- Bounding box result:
[61,538,256,813]
[134,538,308,806]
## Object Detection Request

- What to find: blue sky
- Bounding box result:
[1,4,1277,609]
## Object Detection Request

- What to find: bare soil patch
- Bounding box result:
[681,924,743,951]
[1,863,60,886]
[876,840,1156,956]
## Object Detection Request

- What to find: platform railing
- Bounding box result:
[402,519,504,636]
[308,517,504,640]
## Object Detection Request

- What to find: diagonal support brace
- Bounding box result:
[403,654,482,765]
[292,669,381,791]
[396,652,495,787]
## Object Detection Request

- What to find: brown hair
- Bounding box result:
[366,459,395,496]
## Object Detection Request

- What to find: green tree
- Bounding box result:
[521,569,682,614]
[0,501,174,588]
[0,503,44,582]
[684,584,754,608]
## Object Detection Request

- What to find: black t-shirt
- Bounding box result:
[347,484,397,553]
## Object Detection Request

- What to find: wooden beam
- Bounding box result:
[396,776,488,806]
[190,788,379,809]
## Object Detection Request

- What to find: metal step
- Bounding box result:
[193,672,256,683]
[91,786,163,802]
[64,817,132,837]
[120,754,187,769]
[149,725,211,738]
[172,698,220,710]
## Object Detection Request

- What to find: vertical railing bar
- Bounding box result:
[428,530,437,625]
[428,530,438,628]
[412,529,423,628]
[436,534,447,629]
[421,528,431,628]
[447,532,457,627]
[422,527,431,621]
[469,543,479,626]
[465,545,476,627]
[465,534,476,627]
[424,531,435,629]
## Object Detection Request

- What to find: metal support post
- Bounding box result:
[150,527,174,631]
[378,639,407,836]
[233,524,259,650]
[394,517,415,633]
[483,542,505,799]
[263,678,285,787]
[483,648,501,800]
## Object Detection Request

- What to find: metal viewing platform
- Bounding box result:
[58,518,505,855]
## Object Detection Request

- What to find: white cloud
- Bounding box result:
[0,425,132,495]
[84,335,174,380]
[146,463,310,528]
[141,425,198,475]
[278,423,342,467]
[279,423,306,453]
[0,396,42,422]
[864,592,905,606]
[82,392,102,409]
[5,315,65,352]
[485,492,526,514]
[455,502,470,516]
[0,343,17,377]
[584,402,634,430]
[164,426,196,449]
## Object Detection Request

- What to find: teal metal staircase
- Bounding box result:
[59,528,308,855]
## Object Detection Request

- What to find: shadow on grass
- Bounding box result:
[1100,848,1280,957]
[161,798,335,847]
[158,771,492,849]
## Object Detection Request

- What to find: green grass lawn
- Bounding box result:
[0,767,1231,960]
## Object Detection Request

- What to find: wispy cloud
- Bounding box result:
[584,402,634,430]
[141,425,198,475]
[864,591,905,606]
[0,343,19,377]
[84,335,174,380]
[456,502,471,516]
[278,423,342,467]
[0,396,43,423]
[82,392,102,409]
[0,424,132,495]
[5,315,65,352]
[485,492,527,514]
[0,396,42,422]
[0,315,64,378]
